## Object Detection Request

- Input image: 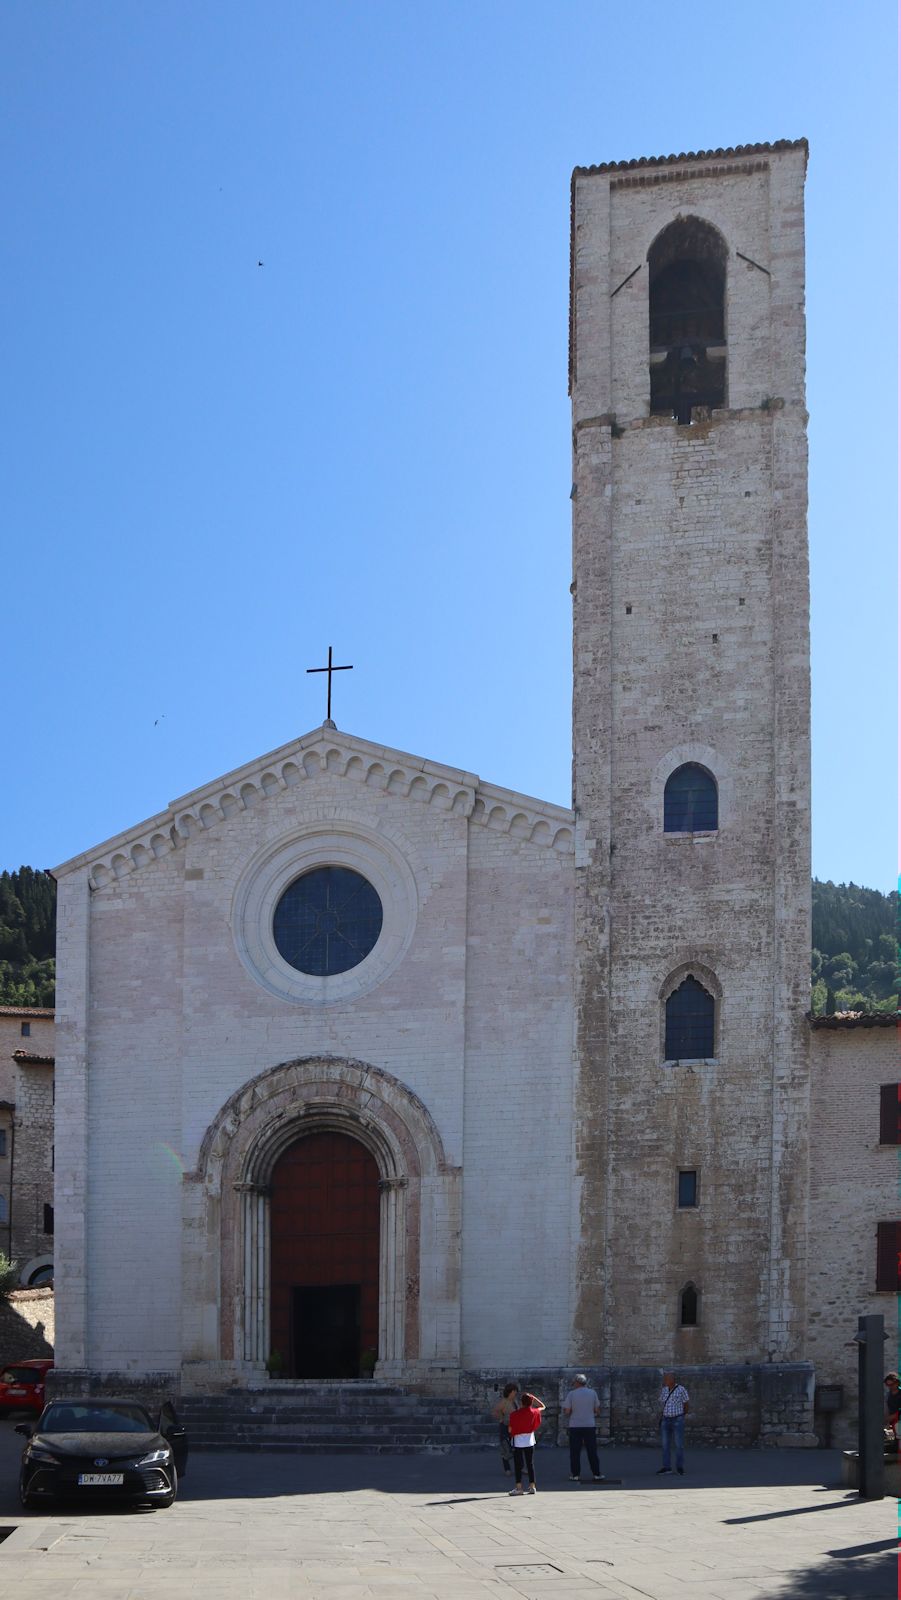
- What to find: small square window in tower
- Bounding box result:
[665,977,715,1061]
[649,218,727,423]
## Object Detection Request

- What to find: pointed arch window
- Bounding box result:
[665,976,715,1061]
[664,764,718,833]
[649,218,727,422]
[680,1283,699,1326]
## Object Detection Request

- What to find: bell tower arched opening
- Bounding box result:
[270,1130,380,1379]
[648,216,727,422]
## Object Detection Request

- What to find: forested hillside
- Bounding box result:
[811,878,898,1015]
[0,868,56,1006]
[0,866,896,1013]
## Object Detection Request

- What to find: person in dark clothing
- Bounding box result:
[491,1383,517,1475]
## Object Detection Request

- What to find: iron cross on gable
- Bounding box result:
[306,645,353,723]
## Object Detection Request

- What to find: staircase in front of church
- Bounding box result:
[179,1383,499,1453]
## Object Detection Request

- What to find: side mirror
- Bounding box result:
[14,1423,32,1438]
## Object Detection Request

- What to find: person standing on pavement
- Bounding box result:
[507,1390,546,1496]
[491,1383,518,1475]
[884,1373,900,1440]
[657,1371,690,1475]
[561,1374,604,1483]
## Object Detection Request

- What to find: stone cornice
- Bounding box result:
[54,725,574,890]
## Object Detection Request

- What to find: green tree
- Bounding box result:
[0,1251,19,1301]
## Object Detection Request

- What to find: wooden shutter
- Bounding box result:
[880,1085,901,1145]
[876,1221,901,1291]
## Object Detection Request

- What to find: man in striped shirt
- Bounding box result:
[657,1372,690,1475]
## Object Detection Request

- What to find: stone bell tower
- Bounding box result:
[569,142,811,1379]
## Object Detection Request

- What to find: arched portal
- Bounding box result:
[270,1130,380,1378]
[185,1055,463,1387]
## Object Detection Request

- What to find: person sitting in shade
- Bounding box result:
[561,1373,604,1483]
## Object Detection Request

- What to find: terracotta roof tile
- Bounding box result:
[0,1006,54,1018]
[572,138,808,177]
[12,1049,55,1066]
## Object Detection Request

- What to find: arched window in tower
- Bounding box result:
[679,1283,699,1327]
[665,976,715,1061]
[648,218,727,423]
[664,763,718,832]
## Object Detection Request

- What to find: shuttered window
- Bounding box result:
[879,1086,901,1145]
[876,1222,901,1291]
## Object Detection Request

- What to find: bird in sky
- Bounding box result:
[153,715,165,727]
[257,260,264,267]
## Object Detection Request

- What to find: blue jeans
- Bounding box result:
[661,1414,685,1470]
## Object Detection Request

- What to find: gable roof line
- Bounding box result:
[572,138,808,178]
[53,724,575,884]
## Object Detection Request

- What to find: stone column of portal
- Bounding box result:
[377,1177,407,1370]
[238,1183,270,1363]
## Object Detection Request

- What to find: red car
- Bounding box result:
[0,1360,54,1416]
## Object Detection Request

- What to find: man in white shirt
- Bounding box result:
[561,1373,604,1482]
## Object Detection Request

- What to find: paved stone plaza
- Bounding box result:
[0,1425,896,1598]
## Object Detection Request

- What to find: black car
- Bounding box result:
[16,1397,188,1509]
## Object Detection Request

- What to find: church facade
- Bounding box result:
[53,139,820,1439]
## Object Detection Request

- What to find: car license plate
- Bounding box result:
[78,1473,124,1486]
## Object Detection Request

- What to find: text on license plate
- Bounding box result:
[78,1473,124,1486]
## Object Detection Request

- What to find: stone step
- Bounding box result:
[178,1386,499,1452]
[180,1420,496,1433]
[184,1427,492,1440]
[180,1390,463,1407]
[186,1439,497,1455]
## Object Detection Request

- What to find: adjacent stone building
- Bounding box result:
[808,1013,901,1447]
[50,137,883,1443]
[0,1005,55,1285]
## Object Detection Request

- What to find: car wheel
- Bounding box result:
[19,1474,37,1511]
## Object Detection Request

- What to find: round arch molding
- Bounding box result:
[183,1056,462,1387]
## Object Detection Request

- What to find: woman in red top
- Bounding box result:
[507,1391,546,1495]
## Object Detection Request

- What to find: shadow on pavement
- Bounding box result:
[0,1421,861,1512]
[771,1549,897,1600]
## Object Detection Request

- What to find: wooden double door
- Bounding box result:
[269,1131,380,1379]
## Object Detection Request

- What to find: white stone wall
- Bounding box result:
[54,730,575,1380]
[570,144,811,1368]
[460,821,574,1368]
[808,1022,900,1447]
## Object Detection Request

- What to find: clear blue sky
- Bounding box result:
[1,0,896,891]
